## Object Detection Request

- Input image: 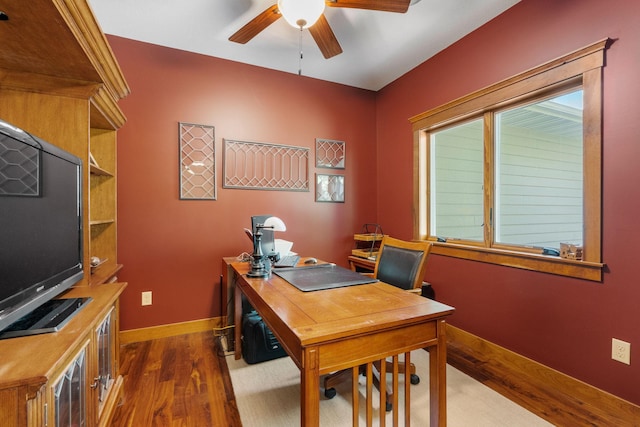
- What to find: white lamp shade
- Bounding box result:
[277,0,325,29]
[264,216,287,232]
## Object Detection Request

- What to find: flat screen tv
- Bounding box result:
[0,118,85,336]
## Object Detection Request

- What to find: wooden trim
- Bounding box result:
[90,86,127,130]
[0,68,100,98]
[54,0,130,99]
[409,38,609,128]
[412,38,610,280]
[97,375,123,427]
[582,66,603,262]
[447,325,640,426]
[119,317,222,345]
[431,242,604,281]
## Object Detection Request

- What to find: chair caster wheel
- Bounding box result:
[410,374,420,385]
[324,388,337,399]
[386,401,393,412]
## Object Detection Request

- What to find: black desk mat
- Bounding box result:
[273,263,377,292]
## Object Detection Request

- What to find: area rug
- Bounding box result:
[227,350,553,426]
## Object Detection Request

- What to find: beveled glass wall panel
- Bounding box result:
[315,138,345,169]
[179,122,216,200]
[223,139,309,191]
[316,173,344,202]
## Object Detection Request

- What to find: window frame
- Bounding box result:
[410,39,609,281]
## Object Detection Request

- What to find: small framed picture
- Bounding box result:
[315,139,345,169]
[316,173,344,203]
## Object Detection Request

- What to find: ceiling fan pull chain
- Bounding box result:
[298,26,303,76]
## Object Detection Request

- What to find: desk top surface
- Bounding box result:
[231,260,454,346]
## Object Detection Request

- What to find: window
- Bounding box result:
[411,39,609,281]
[494,90,584,248]
[430,118,484,242]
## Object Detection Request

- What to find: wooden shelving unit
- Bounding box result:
[0,1,130,425]
[352,224,385,260]
[89,127,121,284]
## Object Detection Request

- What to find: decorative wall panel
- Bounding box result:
[316,173,344,202]
[223,139,309,191]
[315,138,345,169]
[179,122,216,200]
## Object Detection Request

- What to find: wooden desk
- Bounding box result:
[229,260,454,426]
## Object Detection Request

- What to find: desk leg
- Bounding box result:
[428,319,447,426]
[234,281,242,360]
[300,347,320,427]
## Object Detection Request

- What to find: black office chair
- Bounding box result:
[323,236,432,410]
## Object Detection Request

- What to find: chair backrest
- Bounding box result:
[373,236,432,291]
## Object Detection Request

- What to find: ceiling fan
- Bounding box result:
[229,0,411,59]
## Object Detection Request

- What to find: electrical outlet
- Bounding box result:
[612,338,630,365]
[141,291,152,306]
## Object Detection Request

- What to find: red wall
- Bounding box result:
[376,0,640,405]
[108,36,377,332]
[110,0,640,406]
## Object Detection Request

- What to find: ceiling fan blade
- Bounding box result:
[229,4,281,44]
[309,14,343,59]
[325,0,410,13]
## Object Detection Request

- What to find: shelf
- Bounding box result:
[354,233,385,242]
[90,162,114,177]
[90,219,115,226]
[90,263,123,286]
[90,257,108,271]
[352,249,379,259]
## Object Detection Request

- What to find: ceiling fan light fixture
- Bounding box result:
[277,0,325,29]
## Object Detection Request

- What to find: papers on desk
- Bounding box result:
[275,239,295,256]
[273,263,377,292]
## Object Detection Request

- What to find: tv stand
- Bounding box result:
[0,284,126,427]
[0,297,91,340]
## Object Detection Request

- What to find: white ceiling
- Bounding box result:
[88,0,520,91]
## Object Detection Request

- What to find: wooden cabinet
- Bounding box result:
[0,1,130,425]
[0,0,129,287]
[0,284,126,427]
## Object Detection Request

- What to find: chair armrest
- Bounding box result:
[361,272,375,278]
[407,288,422,295]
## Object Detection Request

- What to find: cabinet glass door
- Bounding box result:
[54,346,87,427]
[96,309,114,408]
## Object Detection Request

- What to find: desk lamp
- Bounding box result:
[247,216,287,278]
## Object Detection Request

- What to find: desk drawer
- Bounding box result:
[317,321,437,374]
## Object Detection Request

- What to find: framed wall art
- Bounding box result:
[179,122,216,200]
[223,139,309,191]
[315,138,345,169]
[316,173,344,203]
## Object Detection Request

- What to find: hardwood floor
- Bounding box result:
[113,328,640,426]
[111,331,242,427]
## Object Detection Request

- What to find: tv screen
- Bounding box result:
[0,118,84,333]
